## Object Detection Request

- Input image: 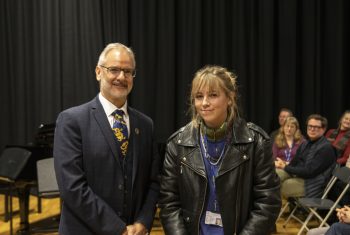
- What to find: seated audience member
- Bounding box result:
[273,117,305,180]
[325,110,350,166]
[273,116,304,162]
[327,111,350,207]
[275,114,337,198]
[307,205,350,235]
[270,108,293,140]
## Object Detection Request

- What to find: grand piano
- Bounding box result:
[5,123,55,234]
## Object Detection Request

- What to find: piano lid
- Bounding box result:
[33,123,55,147]
[4,123,55,181]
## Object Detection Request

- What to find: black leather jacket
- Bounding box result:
[159,118,281,235]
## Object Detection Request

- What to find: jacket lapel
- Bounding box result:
[178,119,255,177]
[178,124,206,177]
[91,96,122,167]
[218,145,250,176]
[128,108,140,188]
[218,118,253,176]
[183,148,206,177]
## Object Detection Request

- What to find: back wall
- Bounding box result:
[0,0,348,148]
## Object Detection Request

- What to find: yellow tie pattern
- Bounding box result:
[112,109,129,157]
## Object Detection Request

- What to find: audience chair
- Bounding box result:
[0,147,32,235]
[31,157,60,233]
[285,167,350,235]
[278,197,297,220]
[281,166,338,228]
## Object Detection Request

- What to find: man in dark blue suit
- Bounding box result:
[54,43,160,235]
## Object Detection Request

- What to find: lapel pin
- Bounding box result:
[135,128,139,135]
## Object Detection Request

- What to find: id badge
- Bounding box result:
[204,211,223,227]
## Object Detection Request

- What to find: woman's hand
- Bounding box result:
[275,158,286,169]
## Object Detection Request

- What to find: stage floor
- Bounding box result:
[0,195,312,235]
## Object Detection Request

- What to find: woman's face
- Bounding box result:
[194,85,231,129]
[283,122,297,137]
[340,113,350,131]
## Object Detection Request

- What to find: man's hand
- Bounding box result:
[336,205,350,223]
[121,227,128,235]
[121,223,148,235]
[133,222,148,235]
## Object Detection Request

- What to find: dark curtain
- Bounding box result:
[0,0,348,149]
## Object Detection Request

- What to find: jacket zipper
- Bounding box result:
[216,158,246,234]
[234,165,244,234]
[180,161,207,235]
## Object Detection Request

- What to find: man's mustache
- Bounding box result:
[112,80,128,88]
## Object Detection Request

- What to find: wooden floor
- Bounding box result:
[0,195,309,235]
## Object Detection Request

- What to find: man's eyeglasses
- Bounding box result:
[307,125,322,130]
[99,65,136,78]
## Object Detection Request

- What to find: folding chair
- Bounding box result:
[36,158,59,198]
[280,165,337,227]
[31,157,60,233]
[278,197,298,220]
[286,166,350,235]
[0,147,31,235]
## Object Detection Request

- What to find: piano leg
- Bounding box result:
[16,184,32,235]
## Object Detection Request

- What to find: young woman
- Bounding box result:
[326,110,350,165]
[159,65,281,235]
[273,116,304,164]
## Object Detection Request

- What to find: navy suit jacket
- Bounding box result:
[54,96,160,235]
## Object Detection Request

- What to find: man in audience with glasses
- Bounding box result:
[54,43,160,235]
[275,114,337,199]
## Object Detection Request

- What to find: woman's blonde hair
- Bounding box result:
[275,116,303,148]
[338,110,350,129]
[190,65,238,128]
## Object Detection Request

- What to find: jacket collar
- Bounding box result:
[178,118,254,147]
[230,118,254,144]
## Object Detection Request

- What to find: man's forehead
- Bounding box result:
[308,119,321,125]
[280,111,290,116]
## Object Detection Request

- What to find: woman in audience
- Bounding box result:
[273,116,304,162]
[325,110,350,165]
[327,111,350,207]
[273,117,304,179]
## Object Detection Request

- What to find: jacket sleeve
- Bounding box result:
[240,129,281,235]
[159,138,188,235]
[133,130,161,231]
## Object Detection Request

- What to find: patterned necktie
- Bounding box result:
[112,109,129,157]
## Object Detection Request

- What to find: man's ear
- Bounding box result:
[95,66,101,81]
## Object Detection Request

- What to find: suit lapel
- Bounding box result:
[91,97,122,167]
[128,108,140,188]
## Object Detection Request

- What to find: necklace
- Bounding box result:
[200,130,227,166]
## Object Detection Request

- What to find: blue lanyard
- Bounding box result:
[284,144,293,162]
